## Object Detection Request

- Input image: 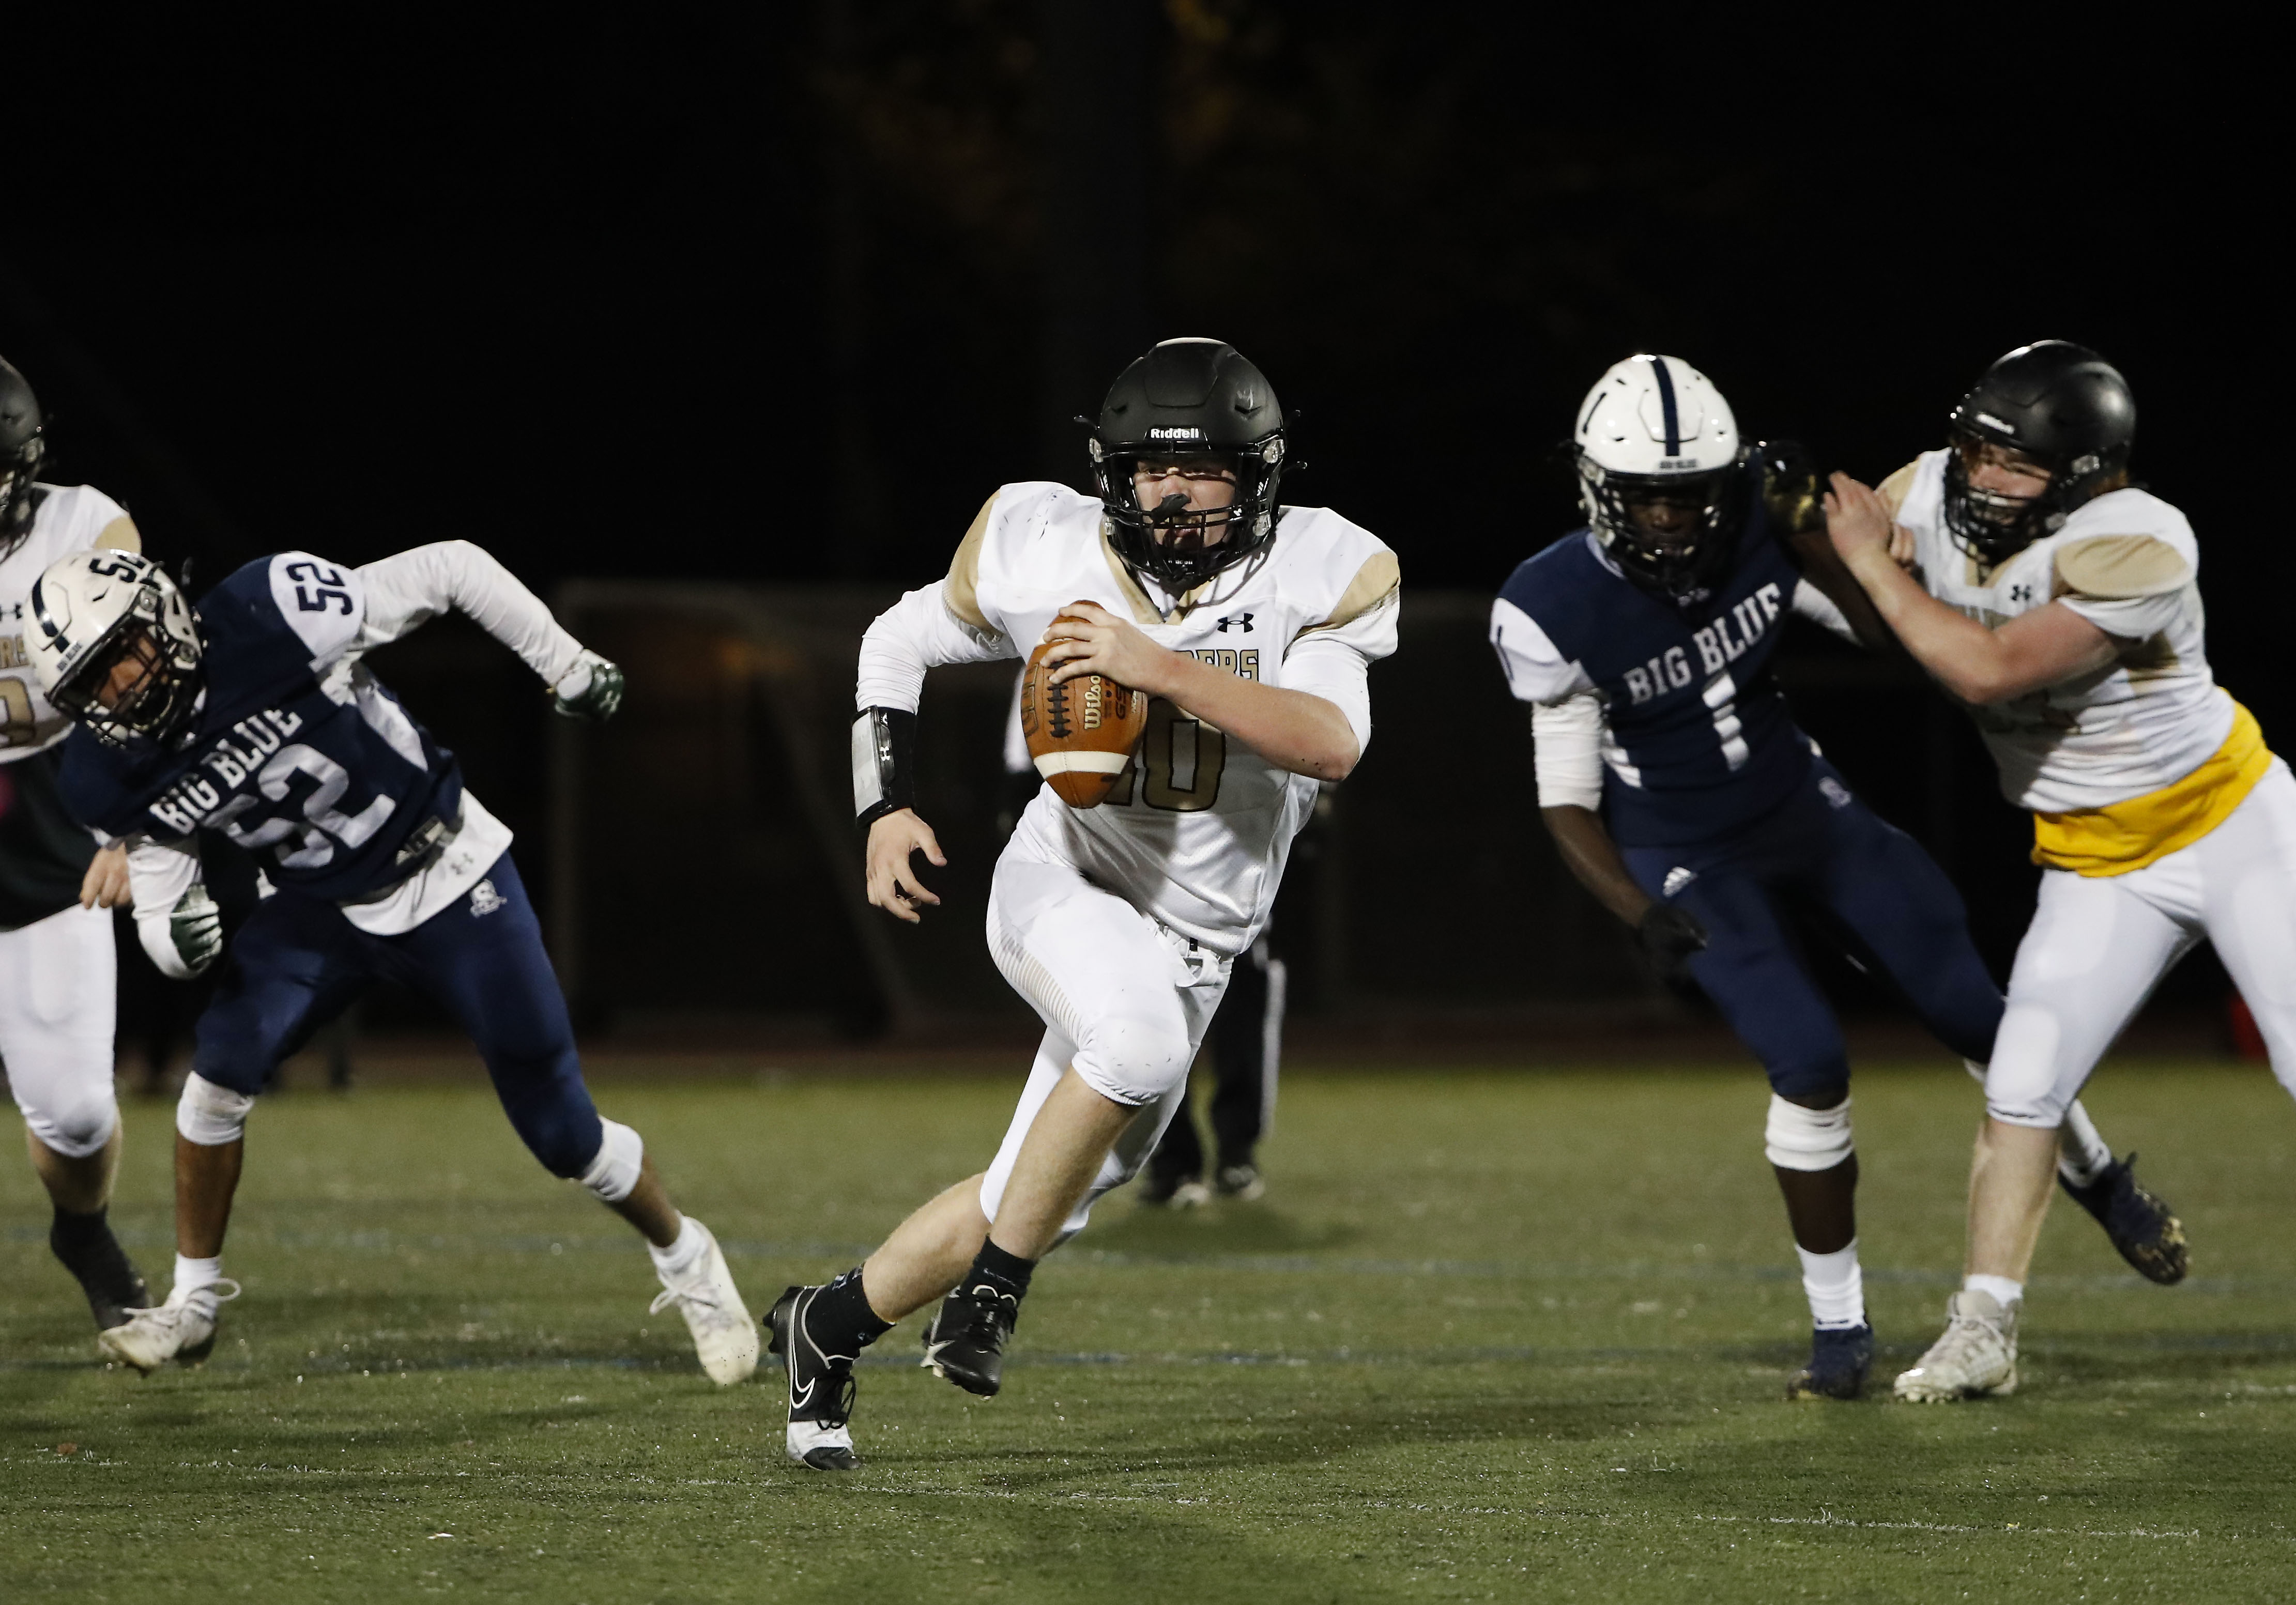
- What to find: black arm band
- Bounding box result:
[852,706,918,828]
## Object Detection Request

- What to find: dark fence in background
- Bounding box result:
[110,581,2233,1068]
[513,583,2236,1043]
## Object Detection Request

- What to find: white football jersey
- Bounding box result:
[857,481,1399,954]
[0,483,134,763]
[1889,449,2229,813]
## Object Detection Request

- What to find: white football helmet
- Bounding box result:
[1574,354,1750,594]
[29,549,204,746]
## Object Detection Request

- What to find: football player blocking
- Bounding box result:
[23,541,757,1386]
[1491,357,2184,1402]
[1,357,151,1334]
[1824,342,2296,1402]
[768,337,1397,1471]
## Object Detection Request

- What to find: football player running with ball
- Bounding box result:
[769,337,1396,1470]
[1825,342,2293,1402]
[1,357,149,1333]
[1490,356,2181,1401]
[26,543,757,1384]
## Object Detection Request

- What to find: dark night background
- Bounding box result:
[2,5,2268,1044]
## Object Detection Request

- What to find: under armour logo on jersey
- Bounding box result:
[1662,867,1697,898]
[1819,777,1853,810]
[469,879,506,917]
[1214,613,1255,633]
[2009,583,2034,604]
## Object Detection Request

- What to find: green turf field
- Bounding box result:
[5,1060,2294,1602]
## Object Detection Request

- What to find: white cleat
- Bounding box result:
[1894,1290,2019,1402]
[99,1280,241,1375]
[650,1218,759,1385]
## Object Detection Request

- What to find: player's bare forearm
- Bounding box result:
[1541,804,1652,927]
[1784,527,1907,662]
[1151,652,1358,780]
[1042,600,1360,779]
[1824,473,2119,704]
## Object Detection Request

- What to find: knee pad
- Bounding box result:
[1764,1092,1854,1172]
[21,1094,119,1161]
[177,1073,256,1147]
[576,1118,644,1202]
[1072,1015,1193,1108]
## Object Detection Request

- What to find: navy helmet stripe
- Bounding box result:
[1649,357,1680,455]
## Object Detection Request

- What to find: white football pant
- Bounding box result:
[1988,758,2296,1126]
[0,901,120,1159]
[978,850,1232,1245]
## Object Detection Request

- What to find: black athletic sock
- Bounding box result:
[49,1206,142,1299]
[50,1204,114,1255]
[811,1267,894,1353]
[967,1239,1035,1302]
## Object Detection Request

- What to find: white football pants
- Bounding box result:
[0,901,120,1160]
[1988,758,2296,1127]
[978,850,1232,1244]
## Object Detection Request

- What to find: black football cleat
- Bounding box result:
[1786,1322,1874,1401]
[2061,1152,2188,1285]
[767,1285,862,1471]
[49,1212,148,1333]
[920,1278,1019,1398]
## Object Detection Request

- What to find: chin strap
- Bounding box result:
[851,707,917,828]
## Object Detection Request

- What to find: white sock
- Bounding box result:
[1964,1273,2023,1308]
[172,1254,223,1305]
[649,1217,707,1279]
[2056,1103,2115,1186]
[1796,1240,1865,1330]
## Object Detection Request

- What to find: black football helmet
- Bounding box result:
[1089,338,1288,595]
[2,357,47,560]
[1942,341,2135,565]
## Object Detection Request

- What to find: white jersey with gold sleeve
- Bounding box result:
[854,480,1399,954]
[0,483,136,763]
[1886,448,2231,814]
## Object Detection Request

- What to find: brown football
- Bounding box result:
[1020,639,1149,808]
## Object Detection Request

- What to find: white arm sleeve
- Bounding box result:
[1531,691,1606,810]
[1489,597,1595,703]
[1283,589,1397,757]
[127,839,202,980]
[355,541,586,685]
[853,582,1015,714]
[1790,577,1859,644]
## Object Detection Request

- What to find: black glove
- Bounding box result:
[1636,902,1709,988]
[1759,439,1826,537]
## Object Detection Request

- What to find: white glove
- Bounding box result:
[168,884,225,978]
[551,650,624,722]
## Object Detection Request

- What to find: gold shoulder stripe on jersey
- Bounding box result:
[2052,534,2191,601]
[1097,524,1174,627]
[943,491,999,631]
[94,515,142,553]
[1299,549,1400,636]
[2031,698,2270,876]
[1876,459,1923,518]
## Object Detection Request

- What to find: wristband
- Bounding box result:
[851,707,918,828]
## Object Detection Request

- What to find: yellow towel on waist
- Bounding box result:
[2032,700,2272,876]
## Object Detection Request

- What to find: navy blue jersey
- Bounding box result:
[1493,496,1826,847]
[62,553,463,903]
